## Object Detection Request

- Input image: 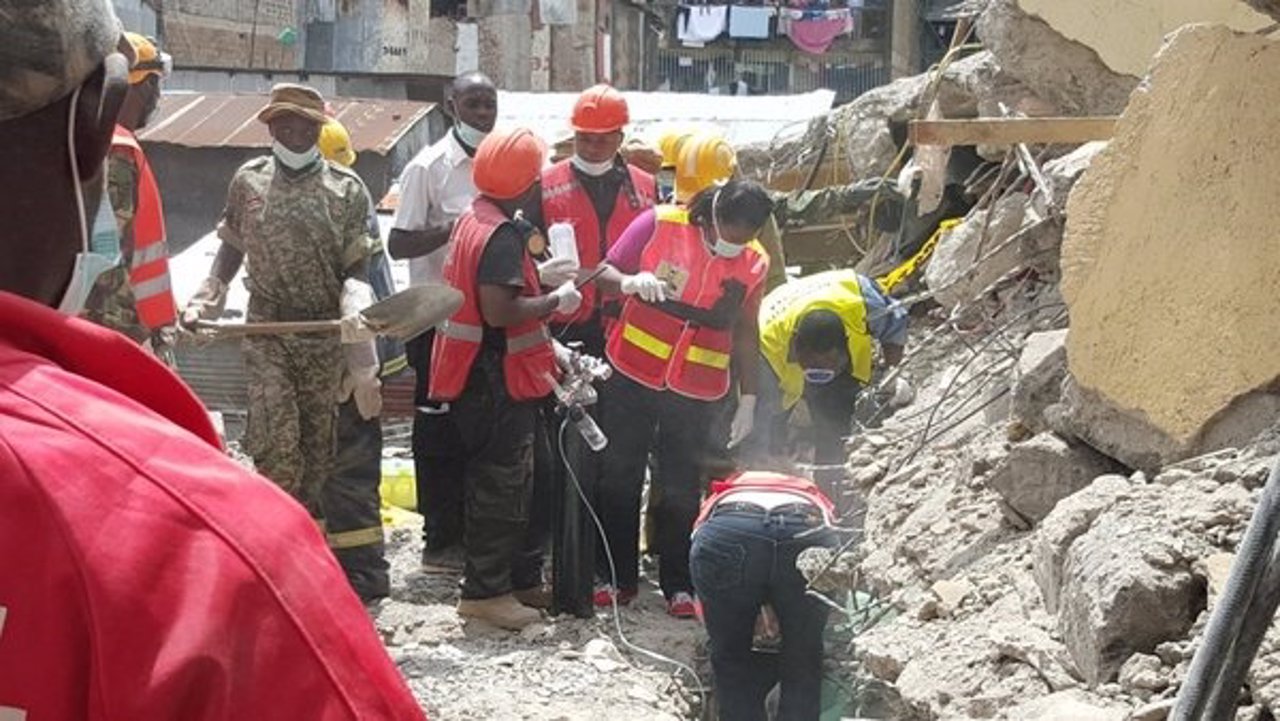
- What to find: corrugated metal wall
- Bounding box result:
[173,339,418,421]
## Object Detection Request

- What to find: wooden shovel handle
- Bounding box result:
[192,319,341,336]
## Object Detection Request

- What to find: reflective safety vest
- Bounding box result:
[605,205,767,401]
[694,471,838,530]
[429,198,558,402]
[759,269,875,411]
[541,159,656,326]
[111,126,177,329]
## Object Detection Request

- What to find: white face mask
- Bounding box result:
[273,141,321,171]
[709,187,747,259]
[58,85,121,315]
[453,120,489,149]
[571,154,615,177]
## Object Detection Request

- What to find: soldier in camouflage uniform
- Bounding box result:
[182,84,373,520]
[82,33,178,350]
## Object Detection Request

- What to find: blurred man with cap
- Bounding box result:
[82,31,179,352]
[430,126,581,630]
[388,71,498,573]
[0,2,426,718]
[182,83,377,526]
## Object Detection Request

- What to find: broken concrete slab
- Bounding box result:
[986,432,1123,527]
[1042,142,1107,212]
[1010,329,1069,435]
[923,191,1060,313]
[1019,0,1272,77]
[1006,690,1128,721]
[1033,474,1133,615]
[976,0,1139,115]
[1061,25,1280,471]
[1052,478,1255,685]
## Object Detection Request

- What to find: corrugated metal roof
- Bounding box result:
[498,89,837,149]
[139,92,435,156]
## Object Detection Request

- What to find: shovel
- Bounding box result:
[192,284,464,341]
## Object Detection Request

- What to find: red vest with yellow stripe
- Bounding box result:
[541,159,656,326]
[429,198,558,402]
[112,126,177,329]
[605,205,767,401]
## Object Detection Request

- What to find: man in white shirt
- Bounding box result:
[389,72,497,570]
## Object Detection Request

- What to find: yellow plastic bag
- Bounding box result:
[379,458,417,512]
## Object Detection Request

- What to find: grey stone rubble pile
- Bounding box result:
[800,7,1280,719]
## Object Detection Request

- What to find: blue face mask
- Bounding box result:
[803,368,838,385]
[58,86,121,315]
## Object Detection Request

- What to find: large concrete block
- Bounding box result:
[1050,478,1254,685]
[986,432,1122,527]
[1010,329,1069,434]
[1032,474,1132,615]
[1061,25,1280,471]
[1019,0,1272,76]
[976,0,1138,115]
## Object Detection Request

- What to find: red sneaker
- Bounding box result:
[593,585,638,608]
[667,591,697,619]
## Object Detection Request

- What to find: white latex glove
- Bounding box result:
[550,281,583,314]
[181,276,228,327]
[339,277,378,343]
[620,272,667,303]
[553,340,574,371]
[339,313,375,343]
[537,256,579,287]
[342,341,383,419]
[728,394,757,449]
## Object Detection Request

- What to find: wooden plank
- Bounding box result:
[909,117,1118,147]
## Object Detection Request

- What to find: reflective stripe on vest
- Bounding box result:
[112,126,176,329]
[439,320,549,354]
[759,269,875,410]
[621,323,673,360]
[606,205,767,401]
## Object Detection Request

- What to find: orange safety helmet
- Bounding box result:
[474,127,546,200]
[571,84,629,134]
[124,32,172,85]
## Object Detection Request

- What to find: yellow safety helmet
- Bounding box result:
[656,129,695,170]
[319,119,357,167]
[124,32,171,85]
[674,132,736,203]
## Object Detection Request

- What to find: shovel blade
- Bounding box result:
[361,284,463,341]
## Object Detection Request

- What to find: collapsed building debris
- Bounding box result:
[778,3,1280,720]
[1060,23,1280,472]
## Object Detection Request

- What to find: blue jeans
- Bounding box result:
[690,508,836,721]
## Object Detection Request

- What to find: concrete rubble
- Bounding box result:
[792,4,1280,720]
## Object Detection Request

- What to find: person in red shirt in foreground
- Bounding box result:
[0,2,426,719]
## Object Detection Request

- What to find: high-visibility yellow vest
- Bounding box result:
[759,269,874,410]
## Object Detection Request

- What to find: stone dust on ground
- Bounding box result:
[370,516,705,721]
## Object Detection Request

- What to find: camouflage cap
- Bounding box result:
[0,0,122,122]
[257,83,329,126]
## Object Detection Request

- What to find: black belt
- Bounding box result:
[710,501,824,527]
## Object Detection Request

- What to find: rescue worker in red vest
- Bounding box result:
[0,3,427,716]
[82,31,178,354]
[534,84,656,612]
[429,126,583,630]
[592,179,774,618]
[540,83,656,355]
[690,471,839,721]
